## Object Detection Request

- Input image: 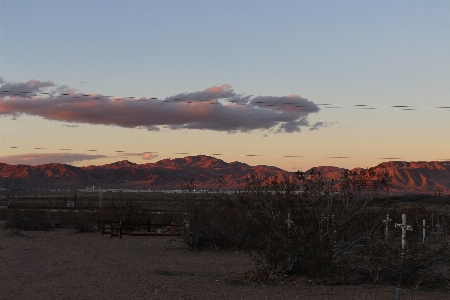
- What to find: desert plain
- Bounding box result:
[1,223,448,300]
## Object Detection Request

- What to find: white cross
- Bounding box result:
[382,214,392,239]
[395,214,413,255]
[286,213,293,229]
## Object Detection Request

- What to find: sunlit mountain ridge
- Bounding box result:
[0,156,449,193]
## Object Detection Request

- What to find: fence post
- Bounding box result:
[442,217,447,236]
[110,219,113,237]
[102,220,105,235]
[422,219,425,243]
[432,211,434,229]
[383,214,392,239]
[396,287,402,300]
[119,219,123,239]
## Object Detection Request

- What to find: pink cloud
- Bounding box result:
[0,79,323,133]
[119,152,158,160]
[142,153,158,160]
[0,153,108,166]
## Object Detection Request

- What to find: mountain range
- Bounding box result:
[0,155,449,193]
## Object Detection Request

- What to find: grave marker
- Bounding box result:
[382,214,392,239]
[395,214,412,256]
[286,213,293,229]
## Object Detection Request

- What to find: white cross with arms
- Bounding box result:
[395,214,412,255]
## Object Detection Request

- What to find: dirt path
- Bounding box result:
[0,228,447,299]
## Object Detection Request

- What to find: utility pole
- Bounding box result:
[98,188,103,208]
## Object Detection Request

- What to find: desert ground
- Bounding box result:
[1,224,448,300]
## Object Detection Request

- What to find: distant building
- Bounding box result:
[86,186,101,192]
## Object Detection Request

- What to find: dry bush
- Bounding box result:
[355,233,450,288]
[234,169,450,289]
[355,207,450,288]
[52,210,75,228]
[4,209,56,231]
[110,199,144,221]
[181,167,449,288]
[239,168,389,280]
[70,210,97,233]
[4,208,100,233]
[0,208,8,220]
[182,192,253,249]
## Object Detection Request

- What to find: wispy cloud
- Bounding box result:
[0,79,324,133]
[0,153,107,166]
[309,121,335,131]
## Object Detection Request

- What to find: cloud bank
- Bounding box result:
[0,153,107,166]
[0,79,324,133]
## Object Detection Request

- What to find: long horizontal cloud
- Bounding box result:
[120,152,159,160]
[0,79,322,133]
[0,153,108,166]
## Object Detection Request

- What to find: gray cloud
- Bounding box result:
[0,79,55,98]
[0,79,325,133]
[0,153,108,166]
[309,121,334,131]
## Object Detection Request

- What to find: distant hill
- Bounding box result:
[81,155,293,189]
[304,161,450,193]
[0,156,449,193]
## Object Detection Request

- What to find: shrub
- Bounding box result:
[70,210,97,233]
[5,209,56,231]
[238,168,389,279]
[111,199,144,221]
[182,192,254,249]
[355,234,449,288]
[354,211,450,287]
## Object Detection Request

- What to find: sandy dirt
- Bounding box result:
[0,227,448,300]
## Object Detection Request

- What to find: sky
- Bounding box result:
[0,0,449,171]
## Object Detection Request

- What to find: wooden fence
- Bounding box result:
[98,218,183,238]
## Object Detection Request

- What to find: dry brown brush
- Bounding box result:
[182,188,254,249]
[182,168,450,288]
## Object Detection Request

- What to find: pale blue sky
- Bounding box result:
[0,0,449,170]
